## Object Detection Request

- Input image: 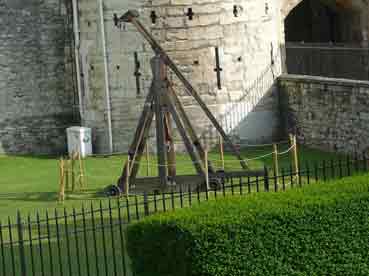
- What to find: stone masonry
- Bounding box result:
[0,0,77,154]
[279,74,369,155]
[1,0,369,154]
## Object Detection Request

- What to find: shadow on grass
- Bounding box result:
[0,189,105,202]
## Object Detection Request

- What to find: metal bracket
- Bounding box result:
[270,42,275,66]
[150,11,157,24]
[233,5,239,17]
[186,8,194,20]
[134,52,142,96]
[214,47,223,90]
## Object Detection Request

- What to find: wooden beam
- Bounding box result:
[117,90,155,190]
[168,85,215,173]
[164,112,177,179]
[165,92,205,177]
[153,55,168,187]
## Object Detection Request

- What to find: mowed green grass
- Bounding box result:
[0,145,341,221]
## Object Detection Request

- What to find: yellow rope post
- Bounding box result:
[71,151,76,192]
[204,145,210,190]
[65,157,70,191]
[273,144,279,184]
[126,155,131,197]
[58,158,65,202]
[219,134,225,170]
[77,151,86,189]
[290,134,299,182]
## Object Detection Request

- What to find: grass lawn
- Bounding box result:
[0,145,342,221]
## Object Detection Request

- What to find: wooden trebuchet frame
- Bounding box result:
[114,10,262,195]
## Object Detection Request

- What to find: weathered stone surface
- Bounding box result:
[279,74,369,155]
[3,0,368,154]
[0,0,78,154]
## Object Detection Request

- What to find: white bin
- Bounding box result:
[66,127,92,158]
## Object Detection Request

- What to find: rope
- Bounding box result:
[277,142,295,156]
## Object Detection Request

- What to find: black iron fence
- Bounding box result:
[1,154,369,276]
[286,42,369,81]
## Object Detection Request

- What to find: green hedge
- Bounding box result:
[127,176,369,276]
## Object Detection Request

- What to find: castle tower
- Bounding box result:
[77,0,284,153]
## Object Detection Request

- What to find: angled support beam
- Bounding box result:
[129,110,154,180]
[164,93,205,177]
[117,90,155,191]
[168,85,215,174]
[164,112,177,179]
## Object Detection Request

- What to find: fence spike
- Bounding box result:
[0,221,5,276]
[54,209,63,276]
[72,208,82,276]
[17,212,27,276]
[45,211,54,276]
[36,213,45,276]
[27,214,36,276]
[117,198,128,276]
[90,203,100,276]
[99,201,109,276]
[81,205,91,276]
[63,208,73,276]
[108,200,118,276]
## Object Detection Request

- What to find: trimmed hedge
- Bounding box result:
[127,176,369,276]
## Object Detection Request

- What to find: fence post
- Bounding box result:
[204,147,210,190]
[219,135,225,170]
[354,153,359,173]
[143,192,149,216]
[264,166,269,192]
[71,152,76,192]
[77,152,86,189]
[146,141,150,177]
[290,134,299,182]
[347,155,351,176]
[65,158,70,191]
[306,162,310,185]
[126,155,131,197]
[273,144,279,185]
[17,212,27,276]
[58,158,65,202]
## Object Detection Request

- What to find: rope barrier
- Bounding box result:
[277,142,296,156]
[124,142,296,168]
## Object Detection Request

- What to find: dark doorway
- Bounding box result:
[285,0,342,43]
[284,0,368,81]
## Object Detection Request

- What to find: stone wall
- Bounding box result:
[0,0,78,154]
[77,0,284,153]
[279,74,369,154]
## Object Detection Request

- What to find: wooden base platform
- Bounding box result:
[128,170,265,195]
